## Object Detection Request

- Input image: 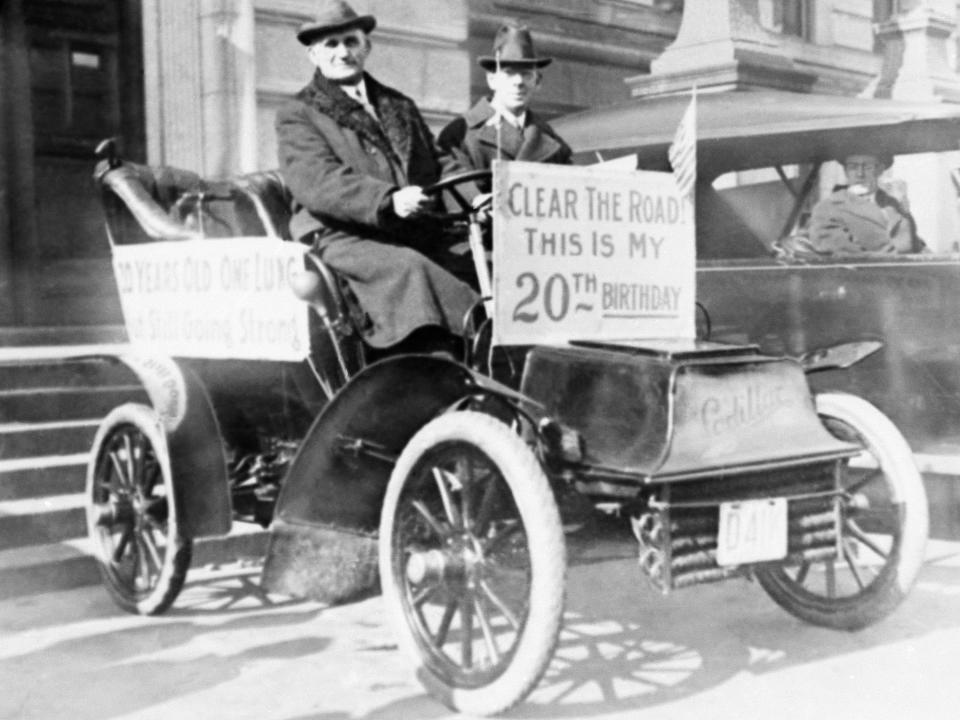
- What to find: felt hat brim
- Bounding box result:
[478,56,552,71]
[297,15,376,45]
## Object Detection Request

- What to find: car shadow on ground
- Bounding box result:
[168,565,306,616]
[0,608,330,720]
[346,517,960,720]
[0,566,334,720]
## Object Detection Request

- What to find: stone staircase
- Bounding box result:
[0,351,268,604]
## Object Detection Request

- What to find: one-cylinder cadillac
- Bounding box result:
[83,139,927,716]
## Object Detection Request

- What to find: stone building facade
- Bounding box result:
[2,0,960,330]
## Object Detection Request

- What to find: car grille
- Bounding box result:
[634,461,840,592]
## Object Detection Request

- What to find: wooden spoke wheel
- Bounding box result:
[756,393,928,630]
[379,411,565,716]
[86,403,192,615]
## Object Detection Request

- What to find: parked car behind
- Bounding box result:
[555,90,960,533]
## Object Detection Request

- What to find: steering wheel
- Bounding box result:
[421,169,493,221]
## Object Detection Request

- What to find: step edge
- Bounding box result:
[0,454,89,474]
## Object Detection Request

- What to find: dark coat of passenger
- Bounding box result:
[276,70,478,348]
[437,97,572,176]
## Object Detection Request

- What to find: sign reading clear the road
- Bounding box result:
[492,160,696,346]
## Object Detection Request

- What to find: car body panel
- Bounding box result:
[556,91,960,467]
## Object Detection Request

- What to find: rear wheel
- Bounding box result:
[379,411,565,716]
[756,393,928,630]
[86,403,192,615]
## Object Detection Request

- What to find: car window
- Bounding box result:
[697,167,804,260]
[701,162,960,263]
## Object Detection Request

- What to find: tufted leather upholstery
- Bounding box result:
[233,170,294,240]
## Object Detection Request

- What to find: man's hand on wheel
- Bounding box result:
[392,186,432,218]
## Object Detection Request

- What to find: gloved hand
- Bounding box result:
[391,186,432,218]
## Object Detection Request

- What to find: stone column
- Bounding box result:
[142,0,257,176]
[626,0,814,97]
[199,0,258,176]
[866,1,960,252]
[871,0,960,101]
[142,0,206,170]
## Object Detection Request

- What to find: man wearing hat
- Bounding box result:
[807,153,923,254]
[276,0,478,354]
[438,22,572,173]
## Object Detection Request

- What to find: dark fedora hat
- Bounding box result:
[478,23,552,70]
[296,0,376,46]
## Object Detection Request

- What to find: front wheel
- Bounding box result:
[86,403,192,615]
[756,393,928,630]
[379,411,566,716]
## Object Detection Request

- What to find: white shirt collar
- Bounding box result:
[341,78,376,117]
[487,101,526,130]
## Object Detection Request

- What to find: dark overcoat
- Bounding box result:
[808,187,922,255]
[437,97,572,174]
[276,70,478,348]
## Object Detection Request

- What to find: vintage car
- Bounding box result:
[81,136,928,716]
[555,90,960,520]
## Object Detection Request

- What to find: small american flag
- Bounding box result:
[668,90,697,199]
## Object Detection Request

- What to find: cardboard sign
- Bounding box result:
[492,161,696,346]
[112,238,311,361]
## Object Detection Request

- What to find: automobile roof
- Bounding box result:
[553,90,960,179]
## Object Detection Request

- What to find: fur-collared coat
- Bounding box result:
[437,97,572,175]
[276,70,477,348]
[808,187,922,255]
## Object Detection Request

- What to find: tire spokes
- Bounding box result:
[95,425,170,600]
[397,445,531,685]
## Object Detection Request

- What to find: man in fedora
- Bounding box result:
[807,152,923,255]
[276,0,478,354]
[438,22,572,173]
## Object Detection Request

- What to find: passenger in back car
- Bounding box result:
[807,153,924,255]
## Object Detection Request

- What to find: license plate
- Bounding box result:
[717,498,788,566]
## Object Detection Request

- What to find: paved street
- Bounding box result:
[3,527,960,720]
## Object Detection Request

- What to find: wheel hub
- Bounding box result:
[406,536,482,586]
[93,498,135,528]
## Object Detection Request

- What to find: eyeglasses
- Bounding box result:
[844,160,879,173]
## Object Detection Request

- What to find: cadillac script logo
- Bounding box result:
[700,382,795,435]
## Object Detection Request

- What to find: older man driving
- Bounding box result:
[276,0,478,356]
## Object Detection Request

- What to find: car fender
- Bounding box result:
[116,354,231,538]
[261,354,527,603]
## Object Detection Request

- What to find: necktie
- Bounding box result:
[345,84,377,119]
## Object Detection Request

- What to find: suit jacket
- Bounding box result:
[277,70,450,243]
[808,187,922,255]
[437,97,572,176]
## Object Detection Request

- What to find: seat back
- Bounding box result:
[233,170,294,240]
[95,160,276,244]
[302,252,367,396]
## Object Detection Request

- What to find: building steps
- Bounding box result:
[0,352,267,604]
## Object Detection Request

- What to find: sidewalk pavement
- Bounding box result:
[2,535,960,720]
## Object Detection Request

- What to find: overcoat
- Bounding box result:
[808,187,922,255]
[437,97,572,175]
[276,70,478,348]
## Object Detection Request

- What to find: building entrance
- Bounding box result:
[1,0,144,329]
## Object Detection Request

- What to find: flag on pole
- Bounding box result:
[668,89,697,199]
